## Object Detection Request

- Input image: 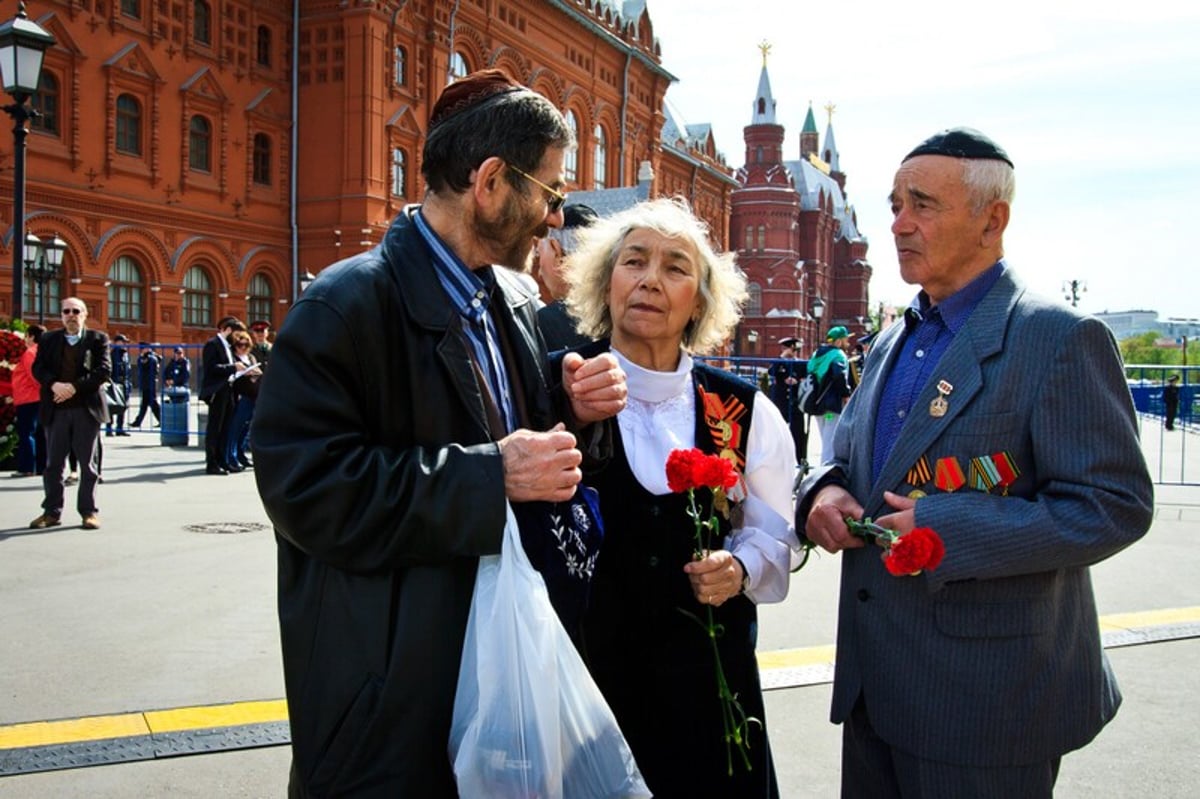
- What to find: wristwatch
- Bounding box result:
[732,555,750,595]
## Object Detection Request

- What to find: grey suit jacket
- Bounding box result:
[800,268,1153,766]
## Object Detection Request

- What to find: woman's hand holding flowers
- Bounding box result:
[684,549,743,607]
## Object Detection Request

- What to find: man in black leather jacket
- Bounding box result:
[252,70,627,798]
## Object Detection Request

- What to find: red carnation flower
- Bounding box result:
[884,527,945,576]
[666,448,702,493]
[845,518,945,577]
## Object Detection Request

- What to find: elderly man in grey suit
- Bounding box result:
[795,128,1153,797]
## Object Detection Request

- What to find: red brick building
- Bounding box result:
[729,55,871,358]
[1,0,738,344]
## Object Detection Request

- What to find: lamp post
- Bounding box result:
[23,231,64,323]
[1063,279,1087,308]
[0,2,55,321]
[299,270,316,293]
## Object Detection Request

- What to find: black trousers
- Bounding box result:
[42,405,102,516]
[133,389,161,424]
[204,387,233,468]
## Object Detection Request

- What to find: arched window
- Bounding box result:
[252,133,272,185]
[391,148,407,198]
[744,226,754,252]
[107,256,144,322]
[194,1,211,45]
[746,282,763,315]
[564,111,579,183]
[116,94,142,155]
[189,115,212,172]
[393,46,406,86]
[182,265,214,327]
[448,52,468,83]
[31,72,58,134]
[757,225,766,251]
[247,273,273,326]
[755,145,763,164]
[593,125,608,190]
[256,26,272,67]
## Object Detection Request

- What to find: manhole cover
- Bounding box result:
[184,522,271,535]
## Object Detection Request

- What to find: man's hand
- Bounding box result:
[873,491,917,536]
[498,423,583,502]
[51,381,76,404]
[805,484,867,553]
[562,352,626,424]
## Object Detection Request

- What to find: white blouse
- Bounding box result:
[612,347,800,603]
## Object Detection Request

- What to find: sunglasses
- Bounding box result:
[62,308,83,315]
[507,164,567,214]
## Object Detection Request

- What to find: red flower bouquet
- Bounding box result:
[665,447,758,776]
[845,517,945,576]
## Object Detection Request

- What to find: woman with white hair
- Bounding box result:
[563,197,798,797]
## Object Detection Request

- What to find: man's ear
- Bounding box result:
[980,200,1010,248]
[471,156,509,210]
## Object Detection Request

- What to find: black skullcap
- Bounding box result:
[429,69,522,129]
[904,127,1013,168]
[561,204,599,230]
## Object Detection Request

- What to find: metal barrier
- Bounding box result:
[699,358,1197,487]
[1126,364,1197,486]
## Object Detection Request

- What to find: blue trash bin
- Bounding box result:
[161,387,190,446]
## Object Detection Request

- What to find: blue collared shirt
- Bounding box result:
[871,260,1006,481]
[413,210,517,434]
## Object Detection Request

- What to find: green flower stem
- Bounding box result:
[686,487,758,776]
[845,516,899,546]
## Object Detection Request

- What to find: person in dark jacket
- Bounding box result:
[131,342,162,428]
[806,325,853,465]
[200,317,247,474]
[1164,374,1181,431]
[163,346,191,389]
[105,333,132,436]
[30,297,111,530]
[534,202,598,350]
[251,69,627,799]
[768,336,808,465]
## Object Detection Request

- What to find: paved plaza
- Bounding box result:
[1,414,1197,797]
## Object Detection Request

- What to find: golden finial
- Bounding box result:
[758,40,772,68]
[824,102,836,124]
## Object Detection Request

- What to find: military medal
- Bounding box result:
[992,451,1020,496]
[968,455,1001,493]
[934,456,966,493]
[929,379,953,418]
[906,455,932,498]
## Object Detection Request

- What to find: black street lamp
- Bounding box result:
[0,2,55,321]
[23,231,64,323]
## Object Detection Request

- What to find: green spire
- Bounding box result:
[802,101,818,134]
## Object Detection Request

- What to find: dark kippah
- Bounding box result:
[903,127,1013,168]
[429,68,522,128]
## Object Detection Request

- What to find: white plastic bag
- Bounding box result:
[449,503,650,799]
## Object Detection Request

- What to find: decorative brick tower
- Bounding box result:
[730,44,871,358]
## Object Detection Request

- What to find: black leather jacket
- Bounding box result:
[252,207,575,797]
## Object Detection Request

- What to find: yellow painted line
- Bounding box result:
[1097,605,1200,633]
[144,699,289,734]
[2,608,1198,753]
[757,644,836,670]
[0,713,149,749]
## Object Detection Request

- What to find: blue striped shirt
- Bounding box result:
[871,260,1006,481]
[413,210,517,434]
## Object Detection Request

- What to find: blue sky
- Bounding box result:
[647,1,1200,320]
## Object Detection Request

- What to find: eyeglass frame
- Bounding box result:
[506,164,567,214]
[61,308,83,315]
